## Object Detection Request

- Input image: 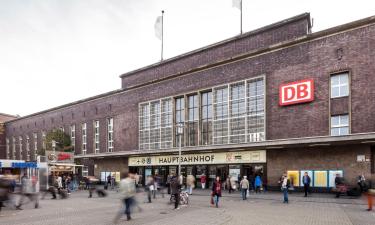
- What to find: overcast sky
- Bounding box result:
[1,0,374,116]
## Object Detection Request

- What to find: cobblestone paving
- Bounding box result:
[0,189,374,225]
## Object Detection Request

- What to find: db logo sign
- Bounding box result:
[279,79,314,106]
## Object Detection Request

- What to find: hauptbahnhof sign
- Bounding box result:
[128,150,266,166]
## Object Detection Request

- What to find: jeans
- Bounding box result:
[282,188,288,203]
[214,195,220,207]
[188,186,193,194]
[241,188,247,200]
[124,197,134,218]
[304,184,309,196]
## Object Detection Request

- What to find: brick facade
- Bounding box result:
[2,14,375,186]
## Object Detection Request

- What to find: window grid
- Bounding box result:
[331,114,349,136]
[26,135,30,161]
[175,97,185,147]
[33,133,38,161]
[139,103,150,150]
[247,78,265,142]
[187,95,199,146]
[82,123,87,155]
[19,136,23,160]
[42,131,46,150]
[213,86,229,144]
[12,137,16,160]
[331,73,349,98]
[161,99,173,149]
[107,118,114,152]
[229,82,246,144]
[94,120,100,154]
[6,138,9,159]
[201,91,212,145]
[150,101,161,149]
[70,125,76,153]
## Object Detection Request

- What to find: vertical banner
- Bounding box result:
[314,170,328,187]
[287,170,300,187]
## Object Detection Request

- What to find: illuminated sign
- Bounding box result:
[279,79,314,106]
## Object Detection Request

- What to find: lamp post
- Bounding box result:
[177,122,184,176]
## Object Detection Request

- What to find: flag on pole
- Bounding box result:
[154,16,162,40]
[232,0,241,10]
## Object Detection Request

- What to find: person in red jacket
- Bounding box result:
[200,174,207,189]
[211,176,222,208]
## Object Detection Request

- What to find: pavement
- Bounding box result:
[0,188,374,225]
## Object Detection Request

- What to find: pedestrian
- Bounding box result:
[366,188,375,211]
[145,175,153,203]
[255,175,262,194]
[166,174,172,194]
[240,176,249,200]
[200,173,206,189]
[170,174,181,210]
[114,172,137,222]
[302,172,311,197]
[334,173,343,198]
[16,174,39,209]
[281,173,290,204]
[111,176,116,190]
[135,173,140,188]
[107,174,111,189]
[212,176,222,208]
[186,174,195,195]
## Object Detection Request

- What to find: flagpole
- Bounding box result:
[240,0,243,34]
[161,10,164,61]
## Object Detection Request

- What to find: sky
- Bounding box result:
[1,0,374,116]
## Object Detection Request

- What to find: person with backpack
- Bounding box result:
[281,173,290,203]
[170,174,181,210]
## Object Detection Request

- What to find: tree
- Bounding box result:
[44,130,73,154]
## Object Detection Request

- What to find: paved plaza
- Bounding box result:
[0,189,374,225]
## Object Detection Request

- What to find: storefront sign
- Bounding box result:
[279,79,314,106]
[46,151,74,163]
[129,150,266,166]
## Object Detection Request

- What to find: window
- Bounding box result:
[26,135,30,161]
[19,136,23,160]
[201,91,213,145]
[161,99,173,149]
[213,86,229,144]
[150,101,161,149]
[247,78,265,142]
[42,131,46,150]
[187,95,199,146]
[12,137,16,159]
[107,118,114,152]
[331,72,349,98]
[6,138,9,159]
[70,125,76,152]
[33,133,38,160]
[229,82,246,143]
[82,123,87,155]
[82,166,89,177]
[175,97,185,147]
[139,104,150,150]
[331,114,349,136]
[94,120,100,154]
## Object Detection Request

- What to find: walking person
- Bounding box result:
[170,174,181,210]
[114,172,136,222]
[366,188,375,211]
[212,176,222,208]
[240,176,249,200]
[200,174,206,189]
[281,173,290,203]
[145,175,153,203]
[255,175,262,194]
[302,172,311,197]
[334,173,343,198]
[186,174,195,195]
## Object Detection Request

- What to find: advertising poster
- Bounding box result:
[300,170,313,186]
[115,172,120,182]
[229,169,241,182]
[328,170,343,187]
[287,171,300,187]
[314,170,328,187]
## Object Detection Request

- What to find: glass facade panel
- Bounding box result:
[213,86,229,144]
[187,95,198,146]
[201,91,212,145]
[175,97,185,147]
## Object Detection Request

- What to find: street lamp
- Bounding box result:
[177,122,184,177]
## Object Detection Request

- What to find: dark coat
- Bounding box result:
[302,175,311,185]
[170,177,180,195]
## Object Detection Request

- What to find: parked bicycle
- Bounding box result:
[170,189,189,205]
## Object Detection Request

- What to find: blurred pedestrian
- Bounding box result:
[170,174,181,210]
[226,176,232,194]
[166,174,172,194]
[145,175,153,203]
[16,174,39,209]
[240,176,249,200]
[302,172,311,197]
[281,173,290,204]
[186,174,195,195]
[212,176,222,208]
[255,175,262,194]
[200,173,206,189]
[114,172,136,222]
[366,188,375,211]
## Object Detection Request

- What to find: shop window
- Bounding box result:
[330,72,349,98]
[330,114,349,136]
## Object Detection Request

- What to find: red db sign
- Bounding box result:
[279,79,314,106]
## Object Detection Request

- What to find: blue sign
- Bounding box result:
[11,162,37,168]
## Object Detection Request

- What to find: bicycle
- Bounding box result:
[170,190,189,205]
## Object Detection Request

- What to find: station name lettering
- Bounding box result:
[158,155,215,164]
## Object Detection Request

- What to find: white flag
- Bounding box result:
[232,0,241,10]
[154,16,162,40]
